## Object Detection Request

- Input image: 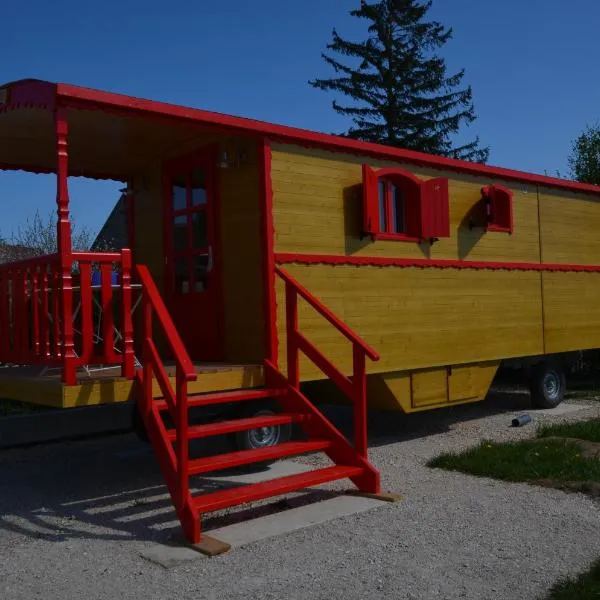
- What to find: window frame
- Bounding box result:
[371,167,423,242]
[481,184,514,234]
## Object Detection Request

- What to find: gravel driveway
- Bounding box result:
[1,386,599,600]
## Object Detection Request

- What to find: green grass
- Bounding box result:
[539,419,600,443]
[546,558,600,599]
[427,438,600,483]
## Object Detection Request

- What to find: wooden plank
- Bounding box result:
[271,146,541,263]
[276,265,544,379]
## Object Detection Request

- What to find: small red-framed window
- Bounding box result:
[481,184,513,234]
[362,165,450,242]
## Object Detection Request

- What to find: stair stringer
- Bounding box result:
[135,371,201,543]
[264,361,380,493]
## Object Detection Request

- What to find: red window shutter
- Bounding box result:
[362,164,379,235]
[420,177,450,240]
[484,185,514,233]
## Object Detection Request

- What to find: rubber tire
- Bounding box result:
[132,405,150,443]
[233,406,292,452]
[529,361,566,409]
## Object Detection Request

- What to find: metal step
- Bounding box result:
[166,413,308,442]
[187,439,332,476]
[193,465,364,513]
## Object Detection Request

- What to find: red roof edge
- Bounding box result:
[0,78,585,197]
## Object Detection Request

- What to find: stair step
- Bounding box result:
[166,413,308,442]
[187,440,332,476]
[193,465,364,513]
[155,388,284,412]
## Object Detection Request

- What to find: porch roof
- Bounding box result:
[1,78,599,196]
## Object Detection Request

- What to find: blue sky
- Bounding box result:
[2,0,599,238]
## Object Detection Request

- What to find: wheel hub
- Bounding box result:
[248,424,280,448]
[543,371,560,400]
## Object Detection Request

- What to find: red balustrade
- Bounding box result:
[0,249,135,384]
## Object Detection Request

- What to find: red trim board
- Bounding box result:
[275,253,600,273]
[0,78,592,197]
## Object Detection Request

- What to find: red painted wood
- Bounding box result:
[52,269,61,358]
[40,268,50,358]
[31,268,40,356]
[188,440,332,476]
[275,252,600,273]
[162,148,222,361]
[352,346,367,459]
[0,274,7,360]
[276,267,379,361]
[362,164,379,236]
[136,265,197,381]
[166,413,307,442]
[154,388,283,412]
[285,282,300,388]
[266,362,381,493]
[141,296,154,421]
[55,106,76,385]
[421,177,451,240]
[176,364,189,509]
[146,337,177,421]
[120,249,135,379]
[100,263,115,362]
[193,465,363,514]
[78,262,93,363]
[258,139,278,365]
[295,332,355,400]
[54,80,600,197]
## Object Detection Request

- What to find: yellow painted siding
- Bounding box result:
[276,264,544,379]
[539,187,600,265]
[219,141,265,362]
[543,271,600,353]
[271,144,540,263]
[303,362,499,413]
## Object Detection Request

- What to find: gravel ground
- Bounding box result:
[1,386,599,600]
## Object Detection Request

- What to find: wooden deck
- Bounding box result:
[0,363,265,408]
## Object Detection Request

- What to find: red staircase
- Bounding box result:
[135,264,381,544]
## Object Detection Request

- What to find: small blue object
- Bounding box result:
[512,414,532,427]
[91,271,118,286]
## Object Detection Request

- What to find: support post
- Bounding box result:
[352,346,367,460]
[285,282,299,388]
[121,249,135,379]
[55,106,76,385]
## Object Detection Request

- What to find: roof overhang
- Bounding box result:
[1,78,599,196]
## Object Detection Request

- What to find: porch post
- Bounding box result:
[55,106,76,385]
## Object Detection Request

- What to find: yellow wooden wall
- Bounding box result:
[275,264,544,378]
[271,144,541,263]
[271,143,600,381]
[131,135,264,362]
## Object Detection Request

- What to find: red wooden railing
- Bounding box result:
[0,253,62,366]
[275,266,380,459]
[135,264,197,523]
[0,249,135,384]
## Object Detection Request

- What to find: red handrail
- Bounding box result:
[135,265,196,380]
[275,266,380,459]
[275,266,379,361]
[135,264,197,511]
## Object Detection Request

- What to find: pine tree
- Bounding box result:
[310,0,489,163]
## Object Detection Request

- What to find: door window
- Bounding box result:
[170,167,210,294]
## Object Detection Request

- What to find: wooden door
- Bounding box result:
[163,151,222,360]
